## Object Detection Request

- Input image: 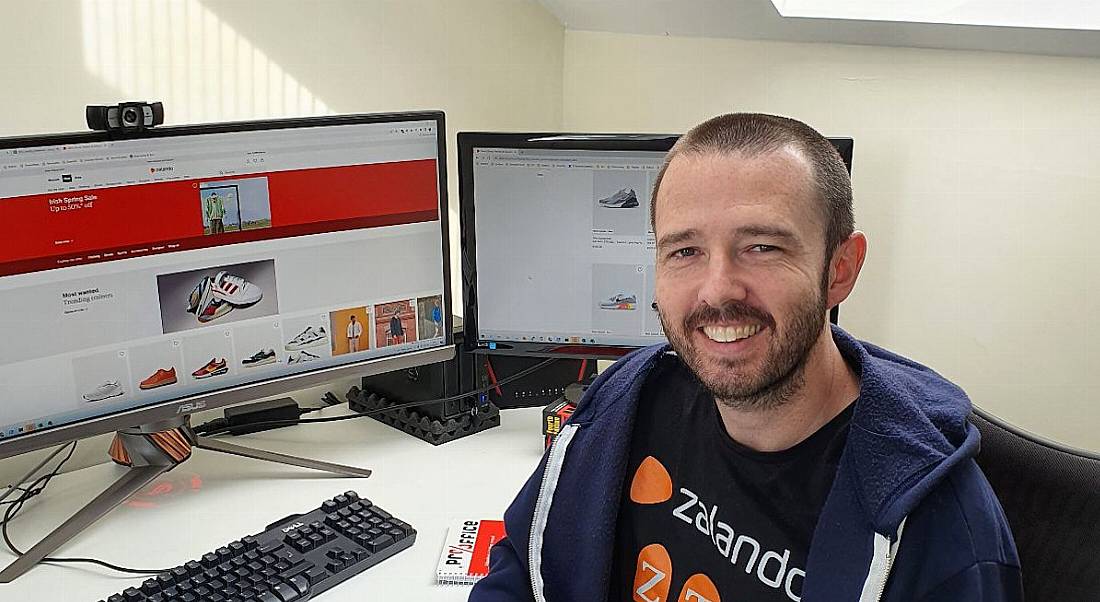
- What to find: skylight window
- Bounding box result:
[770,0,1100,31]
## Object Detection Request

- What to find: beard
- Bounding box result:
[659,278,828,412]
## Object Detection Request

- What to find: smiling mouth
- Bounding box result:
[700,324,762,343]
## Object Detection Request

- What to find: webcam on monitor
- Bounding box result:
[86,101,165,132]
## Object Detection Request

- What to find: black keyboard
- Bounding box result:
[98,491,415,602]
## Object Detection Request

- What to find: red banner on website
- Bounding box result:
[0,160,440,277]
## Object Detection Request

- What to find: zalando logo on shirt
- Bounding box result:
[631,455,805,602]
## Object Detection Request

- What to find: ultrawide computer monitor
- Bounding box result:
[458,132,853,359]
[0,111,454,460]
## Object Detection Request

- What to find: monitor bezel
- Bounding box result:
[458,132,680,360]
[0,111,455,460]
[458,132,854,360]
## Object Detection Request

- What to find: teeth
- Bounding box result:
[702,324,761,343]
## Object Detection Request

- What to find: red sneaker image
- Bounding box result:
[191,358,228,379]
[140,367,178,390]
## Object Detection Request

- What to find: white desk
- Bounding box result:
[0,406,547,601]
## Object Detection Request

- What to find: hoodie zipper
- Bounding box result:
[529,423,579,602]
[873,537,896,602]
[860,517,907,602]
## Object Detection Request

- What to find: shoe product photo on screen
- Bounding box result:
[242,348,277,367]
[82,380,124,402]
[597,187,639,208]
[285,326,328,351]
[185,272,264,324]
[288,350,321,364]
[139,367,178,390]
[209,271,263,306]
[600,293,638,310]
[191,357,228,379]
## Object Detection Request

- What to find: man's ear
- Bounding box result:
[826,231,867,310]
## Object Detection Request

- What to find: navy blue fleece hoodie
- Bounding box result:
[470,325,1022,601]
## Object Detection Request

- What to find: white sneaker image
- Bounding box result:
[186,276,235,323]
[288,350,322,364]
[83,380,124,402]
[597,187,639,208]
[209,271,263,306]
[599,293,637,310]
[285,326,328,351]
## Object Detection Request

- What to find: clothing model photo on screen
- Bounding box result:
[329,306,369,356]
[199,177,273,236]
[374,299,417,348]
[417,295,444,339]
[470,114,1023,602]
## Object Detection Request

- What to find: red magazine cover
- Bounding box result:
[437,519,507,585]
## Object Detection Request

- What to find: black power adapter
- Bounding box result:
[193,398,311,436]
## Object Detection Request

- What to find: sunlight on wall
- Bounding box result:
[80,0,330,123]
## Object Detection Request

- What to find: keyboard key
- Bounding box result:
[272,581,303,601]
[367,534,394,552]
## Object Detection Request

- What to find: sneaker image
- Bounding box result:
[285,326,328,351]
[187,276,234,323]
[186,279,207,314]
[597,187,639,208]
[139,367,177,390]
[288,350,321,365]
[209,271,263,306]
[191,357,228,379]
[242,348,277,367]
[600,293,637,310]
[83,380,124,402]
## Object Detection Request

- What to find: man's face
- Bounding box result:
[654,148,830,409]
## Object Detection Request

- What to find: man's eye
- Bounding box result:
[750,244,778,253]
[673,248,697,258]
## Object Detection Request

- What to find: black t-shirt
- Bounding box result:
[608,357,853,602]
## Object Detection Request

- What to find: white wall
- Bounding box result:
[0,0,563,485]
[564,30,1100,451]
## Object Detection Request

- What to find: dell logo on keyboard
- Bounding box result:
[177,401,207,414]
[281,522,305,533]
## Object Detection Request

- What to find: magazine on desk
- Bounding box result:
[436,519,506,585]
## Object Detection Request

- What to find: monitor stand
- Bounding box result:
[0,416,371,583]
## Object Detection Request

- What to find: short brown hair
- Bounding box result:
[651,113,854,262]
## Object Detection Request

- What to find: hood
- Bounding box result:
[833,325,978,534]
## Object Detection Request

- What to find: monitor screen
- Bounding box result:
[459,133,679,358]
[459,133,853,359]
[0,113,451,453]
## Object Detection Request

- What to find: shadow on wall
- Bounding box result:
[79,0,330,124]
[0,0,333,136]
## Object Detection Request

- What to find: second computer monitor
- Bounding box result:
[459,133,678,358]
[459,132,853,359]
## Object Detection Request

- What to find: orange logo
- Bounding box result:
[678,574,720,602]
[630,456,673,504]
[633,543,672,602]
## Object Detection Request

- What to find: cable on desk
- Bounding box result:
[1,441,169,577]
[200,357,559,438]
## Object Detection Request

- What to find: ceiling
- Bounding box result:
[537,0,1100,59]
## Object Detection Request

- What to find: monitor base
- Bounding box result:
[0,416,370,583]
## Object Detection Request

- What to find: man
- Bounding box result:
[470,114,1021,601]
[347,314,363,353]
[389,308,406,345]
[205,191,226,234]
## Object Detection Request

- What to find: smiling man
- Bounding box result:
[470,114,1022,602]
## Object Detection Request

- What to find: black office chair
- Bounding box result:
[969,406,1100,601]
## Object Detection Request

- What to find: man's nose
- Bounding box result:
[697,252,749,309]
